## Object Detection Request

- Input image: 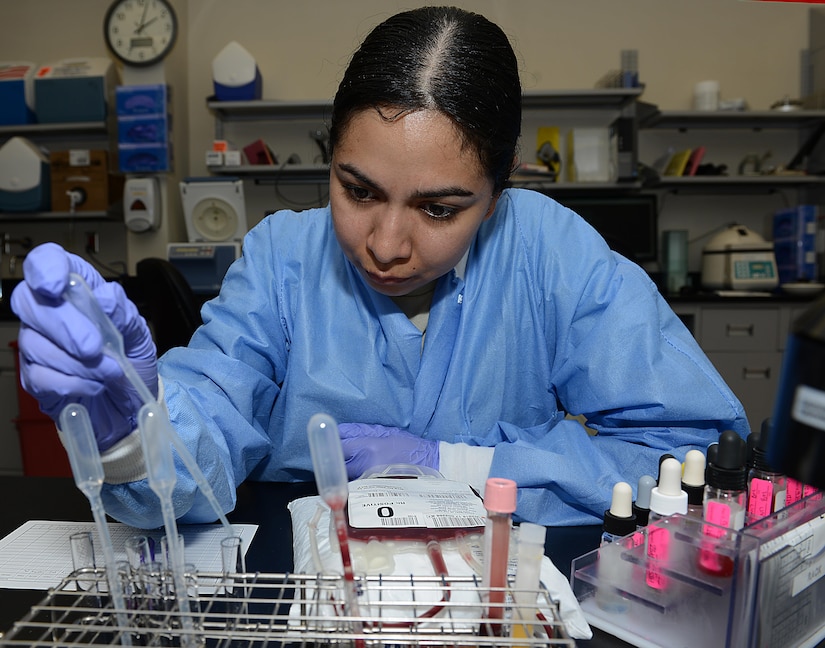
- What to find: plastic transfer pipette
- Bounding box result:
[307,413,362,625]
[62,273,233,536]
[138,402,197,647]
[59,403,132,646]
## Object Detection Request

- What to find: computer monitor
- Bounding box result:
[554,194,658,264]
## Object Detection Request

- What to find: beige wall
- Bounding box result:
[0,0,813,272]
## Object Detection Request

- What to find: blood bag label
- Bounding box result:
[347,478,486,529]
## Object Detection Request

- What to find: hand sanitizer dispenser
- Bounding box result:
[124,176,160,232]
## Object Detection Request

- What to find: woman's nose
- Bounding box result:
[367,209,412,265]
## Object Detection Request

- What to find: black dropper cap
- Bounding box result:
[706,442,718,482]
[747,419,781,474]
[706,430,747,492]
[603,482,637,538]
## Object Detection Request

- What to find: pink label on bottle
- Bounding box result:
[702,501,730,538]
[631,531,644,547]
[804,485,823,501]
[645,526,669,589]
[787,479,804,506]
[748,478,773,519]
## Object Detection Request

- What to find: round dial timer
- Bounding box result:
[104,0,178,67]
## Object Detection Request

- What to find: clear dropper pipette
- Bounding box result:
[307,413,363,635]
[137,401,197,647]
[59,403,132,646]
[62,273,233,537]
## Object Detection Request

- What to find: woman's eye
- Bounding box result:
[345,184,374,202]
[422,203,458,220]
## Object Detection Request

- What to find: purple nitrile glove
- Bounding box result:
[11,243,158,451]
[338,422,440,480]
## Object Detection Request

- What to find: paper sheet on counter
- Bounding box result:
[0,520,257,590]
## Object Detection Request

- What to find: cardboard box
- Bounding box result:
[50,149,123,212]
[0,62,36,125]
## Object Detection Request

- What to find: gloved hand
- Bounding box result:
[339,423,440,479]
[10,243,158,451]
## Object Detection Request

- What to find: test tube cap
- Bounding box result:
[484,477,517,513]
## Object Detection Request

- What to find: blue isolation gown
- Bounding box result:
[102,188,748,527]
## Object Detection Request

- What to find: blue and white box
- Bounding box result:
[119,142,173,173]
[117,114,171,145]
[34,58,118,123]
[212,41,262,101]
[0,137,50,211]
[773,204,818,284]
[115,84,170,116]
[0,62,36,125]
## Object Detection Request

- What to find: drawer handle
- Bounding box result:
[742,367,771,380]
[726,324,754,337]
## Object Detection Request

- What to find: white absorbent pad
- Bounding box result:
[287,494,592,640]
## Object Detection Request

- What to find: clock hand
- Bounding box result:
[135,16,159,33]
[136,0,149,32]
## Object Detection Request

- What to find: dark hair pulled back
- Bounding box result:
[330,6,521,193]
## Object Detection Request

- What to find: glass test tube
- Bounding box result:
[482,477,517,635]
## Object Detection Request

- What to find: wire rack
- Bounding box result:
[0,569,574,647]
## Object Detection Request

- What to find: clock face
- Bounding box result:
[104,0,177,67]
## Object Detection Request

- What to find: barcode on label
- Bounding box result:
[430,515,485,528]
[380,516,420,526]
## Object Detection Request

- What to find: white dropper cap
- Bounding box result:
[682,450,706,487]
[650,457,688,517]
[609,481,634,518]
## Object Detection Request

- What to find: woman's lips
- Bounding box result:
[366,271,408,286]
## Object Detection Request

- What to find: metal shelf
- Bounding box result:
[650,174,825,188]
[207,163,330,184]
[521,88,643,110]
[0,210,119,221]
[0,121,108,137]
[639,106,825,130]
[207,89,645,123]
[207,99,332,123]
[509,178,642,192]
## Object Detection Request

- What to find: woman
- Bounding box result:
[11,6,748,529]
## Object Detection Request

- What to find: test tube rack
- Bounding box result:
[0,571,574,647]
[570,493,825,648]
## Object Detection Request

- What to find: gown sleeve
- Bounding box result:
[101,217,289,528]
[465,193,750,526]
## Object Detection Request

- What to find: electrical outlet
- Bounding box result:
[85,232,99,254]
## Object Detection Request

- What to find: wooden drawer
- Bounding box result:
[699,308,780,352]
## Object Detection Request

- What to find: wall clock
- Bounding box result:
[104,0,178,67]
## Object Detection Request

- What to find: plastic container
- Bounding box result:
[571,493,825,648]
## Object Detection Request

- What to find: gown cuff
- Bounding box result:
[101,378,168,484]
[101,431,147,484]
[438,442,495,497]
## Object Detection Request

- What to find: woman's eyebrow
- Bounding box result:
[336,162,380,190]
[336,162,475,199]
